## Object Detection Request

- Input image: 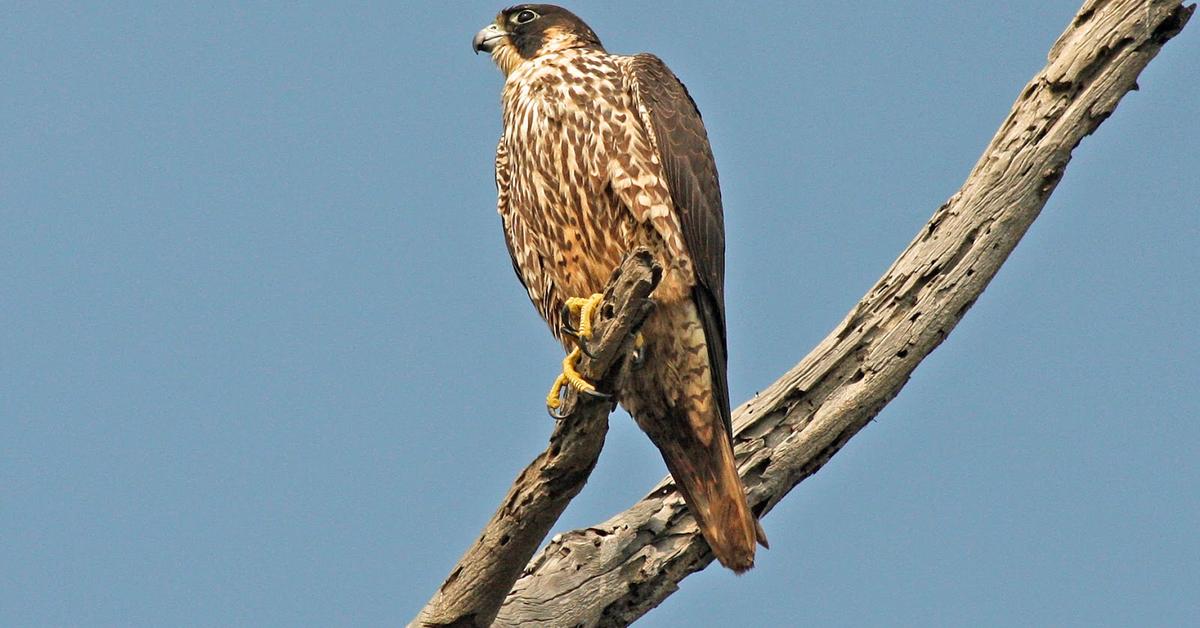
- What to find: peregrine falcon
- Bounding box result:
[474,4,765,572]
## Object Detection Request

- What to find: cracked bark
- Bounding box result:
[414,1,1193,626]
[412,250,661,628]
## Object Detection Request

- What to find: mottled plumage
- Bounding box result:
[475,4,764,571]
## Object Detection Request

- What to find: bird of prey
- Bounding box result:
[473,4,766,572]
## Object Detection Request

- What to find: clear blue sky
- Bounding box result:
[3,2,1197,626]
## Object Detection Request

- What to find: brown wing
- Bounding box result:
[496,138,562,335]
[495,140,530,294]
[627,54,731,433]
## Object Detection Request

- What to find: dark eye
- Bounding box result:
[514,9,538,24]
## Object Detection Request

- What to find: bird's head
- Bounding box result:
[473,5,603,76]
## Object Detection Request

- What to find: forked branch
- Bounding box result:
[412,250,661,627]
[416,1,1193,626]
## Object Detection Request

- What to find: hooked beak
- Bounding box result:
[473,23,507,54]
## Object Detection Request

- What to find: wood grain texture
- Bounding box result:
[410,250,660,628]
[414,2,1191,626]
[489,1,1193,626]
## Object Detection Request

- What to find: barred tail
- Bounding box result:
[657,421,765,573]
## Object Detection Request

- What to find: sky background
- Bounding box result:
[2,2,1197,626]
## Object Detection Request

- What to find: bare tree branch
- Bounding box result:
[494,2,1194,626]
[412,250,661,628]
[414,1,1193,626]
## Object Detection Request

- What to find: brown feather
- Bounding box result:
[483,7,763,571]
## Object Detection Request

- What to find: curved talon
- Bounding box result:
[559,303,578,336]
[566,293,605,340]
[559,347,596,395]
[546,372,569,413]
[546,293,608,415]
[558,325,596,358]
[547,401,570,420]
[545,347,606,415]
[580,387,611,400]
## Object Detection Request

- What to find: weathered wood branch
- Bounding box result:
[487,2,1193,626]
[412,250,661,628]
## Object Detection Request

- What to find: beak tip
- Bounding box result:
[473,24,505,56]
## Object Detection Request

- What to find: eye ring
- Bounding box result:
[513,9,538,25]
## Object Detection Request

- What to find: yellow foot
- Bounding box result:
[563,293,605,341]
[548,293,610,416]
[546,346,610,416]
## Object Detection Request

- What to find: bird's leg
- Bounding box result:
[566,293,605,341]
[559,293,605,357]
[546,347,610,417]
[558,304,593,358]
[547,293,609,416]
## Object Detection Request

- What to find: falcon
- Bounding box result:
[473,4,766,572]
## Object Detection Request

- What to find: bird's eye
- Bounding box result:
[513,9,538,24]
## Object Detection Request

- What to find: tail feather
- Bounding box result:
[658,428,762,573]
[623,298,766,572]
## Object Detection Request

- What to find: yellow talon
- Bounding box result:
[546,373,569,410]
[545,347,601,412]
[564,293,605,340]
[560,347,597,395]
[548,293,607,414]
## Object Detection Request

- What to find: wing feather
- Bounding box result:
[627,54,731,433]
